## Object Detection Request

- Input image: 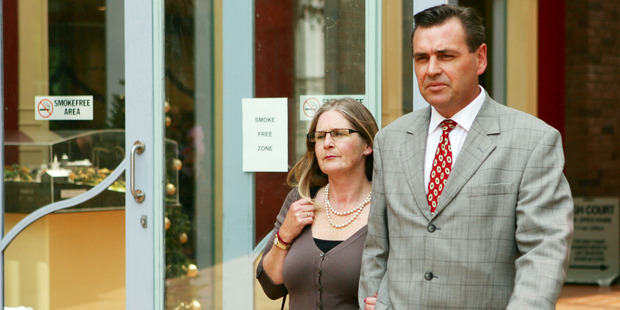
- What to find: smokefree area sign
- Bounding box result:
[35,96,94,120]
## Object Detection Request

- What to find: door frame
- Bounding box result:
[125,0,166,308]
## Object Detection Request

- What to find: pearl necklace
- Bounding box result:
[324,183,372,229]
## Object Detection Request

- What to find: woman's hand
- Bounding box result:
[364,293,378,310]
[260,195,317,285]
[278,198,315,243]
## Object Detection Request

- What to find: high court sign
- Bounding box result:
[566,197,620,286]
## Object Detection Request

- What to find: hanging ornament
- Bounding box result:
[166,183,177,196]
[166,116,172,127]
[165,217,171,230]
[190,299,202,310]
[179,232,188,244]
[165,100,171,113]
[172,158,183,171]
[186,264,198,278]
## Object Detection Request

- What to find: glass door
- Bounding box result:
[1,0,166,309]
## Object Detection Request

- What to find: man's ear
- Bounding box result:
[476,43,488,76]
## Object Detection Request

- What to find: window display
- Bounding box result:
[4,129,180,212]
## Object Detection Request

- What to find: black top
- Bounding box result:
[314,238,343,253]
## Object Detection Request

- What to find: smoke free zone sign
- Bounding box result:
[35,96,94,120]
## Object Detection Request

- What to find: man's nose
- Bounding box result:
[428,56,442,76]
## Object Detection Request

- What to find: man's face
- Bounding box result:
[412,18,487,118]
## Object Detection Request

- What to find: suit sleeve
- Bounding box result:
[359,133,392,309]
[255,189,298,299]
[508,129,574,309]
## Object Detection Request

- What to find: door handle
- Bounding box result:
[130,140,146,203]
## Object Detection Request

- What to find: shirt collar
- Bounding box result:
[428,86,486,135]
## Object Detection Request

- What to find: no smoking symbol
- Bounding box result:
[303,98,321,118]
[38,99,53,118]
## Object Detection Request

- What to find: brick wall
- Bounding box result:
[565,0,620,196]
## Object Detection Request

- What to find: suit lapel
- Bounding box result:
[433,96,500,216]
[400,108,433,219]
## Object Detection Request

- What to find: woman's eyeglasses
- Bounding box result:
[306,129,358,143]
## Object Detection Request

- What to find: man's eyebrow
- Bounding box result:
[435,48,457,54]
[413,48,458,58]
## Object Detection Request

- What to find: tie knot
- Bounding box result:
[440,119,457,134]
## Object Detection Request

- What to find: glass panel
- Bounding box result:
[3,0,126,308]
[163,1,215,309]
[293,0,366,159]
[254,0,367,254]
[253,1,367,309]
[5,210,125,309]
[162,1,371,309]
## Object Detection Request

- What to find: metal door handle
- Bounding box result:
[130,141,145,202]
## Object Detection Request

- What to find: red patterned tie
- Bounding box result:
[427,119,457,214]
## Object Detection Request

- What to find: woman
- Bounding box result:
[256,97,378,309]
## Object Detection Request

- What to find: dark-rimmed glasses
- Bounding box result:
[307,129,359,143]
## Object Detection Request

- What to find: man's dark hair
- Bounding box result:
[413,4,485,52]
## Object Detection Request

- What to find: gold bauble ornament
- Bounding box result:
[165,217,171,230]
[172,158,183,171]
[165,100,171,113]
[179,232,188,244]
[186,264,198,278]
[166,183,176,196]
[190,299,202,310]
[166,116,172,127]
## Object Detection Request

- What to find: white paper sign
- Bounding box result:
[242,98,288,172]
[35,96,94,120]
[299,94,366,121]
[566,197,620,286]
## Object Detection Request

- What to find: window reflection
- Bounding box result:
[293,0,365,159]
[254,1,366,309]
[164,0,215,309]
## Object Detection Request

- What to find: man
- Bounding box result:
[359,4,573,310]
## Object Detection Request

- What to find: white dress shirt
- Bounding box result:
[424,87,486,194]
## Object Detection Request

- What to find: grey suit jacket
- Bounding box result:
[359,95,573,309]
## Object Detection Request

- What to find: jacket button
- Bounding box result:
[424,272,434,281]
[427,224,436,233]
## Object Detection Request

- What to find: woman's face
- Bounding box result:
[313,110,372,179]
